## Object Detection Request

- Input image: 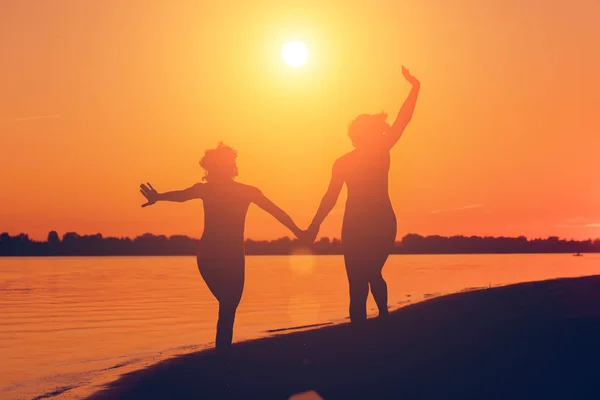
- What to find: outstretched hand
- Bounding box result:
[140,182,159,208]
[402,65,420,86]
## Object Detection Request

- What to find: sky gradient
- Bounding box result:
[1,0,599,241]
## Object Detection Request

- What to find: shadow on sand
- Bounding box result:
[87,276,600,400]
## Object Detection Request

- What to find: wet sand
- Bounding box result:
[87,275,600,399]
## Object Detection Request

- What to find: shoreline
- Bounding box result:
[84,275,600,400]
[1,252,597,258]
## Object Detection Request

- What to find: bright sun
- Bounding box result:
[282,40,308,68]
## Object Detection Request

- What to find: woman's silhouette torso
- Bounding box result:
[198,181,255,255]
[196,181,258,302]
[339,146,397,255]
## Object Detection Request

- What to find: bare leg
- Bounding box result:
[198,255,245,355]
[344,253,369,324]
[215,301,238,353]
[368,251,390,318]
[348,276,369,323]
[369,270,389,319]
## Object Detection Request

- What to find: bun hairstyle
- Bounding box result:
[348,112,389,148]
[199,142,239,182]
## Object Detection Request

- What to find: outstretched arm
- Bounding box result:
[383,66,420,150]
[252,190,303,239]
[140,182,204,207]
[306,162,345,242]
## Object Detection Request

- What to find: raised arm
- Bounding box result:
[383,66,420,150]
[306,161,345,242]
[251,189,303,239]
[140,182,204,207]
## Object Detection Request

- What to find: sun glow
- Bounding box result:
[281,40,308,67]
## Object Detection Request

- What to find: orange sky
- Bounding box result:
[1,0,599,241]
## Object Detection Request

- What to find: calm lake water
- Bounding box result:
[1,254,598,399]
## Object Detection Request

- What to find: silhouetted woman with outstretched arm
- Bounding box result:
[140,143,302,354]
[306,66,420,324]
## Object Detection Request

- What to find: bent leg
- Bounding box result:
[369,266,389,318]
[367,249,391,318]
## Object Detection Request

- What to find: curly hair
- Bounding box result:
[348,112,389,148]
[199,142,239,182]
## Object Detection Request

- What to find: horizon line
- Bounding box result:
[2,231,599,242]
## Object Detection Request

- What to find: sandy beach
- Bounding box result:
[86,275,600,399]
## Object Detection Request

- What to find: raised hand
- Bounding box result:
[402,65,420,86]
[140,182,159,208]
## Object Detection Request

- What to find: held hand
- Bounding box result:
[301,224,319,245]
[296,229,309,243]
[140,182,159,208]
[402,65,420,86]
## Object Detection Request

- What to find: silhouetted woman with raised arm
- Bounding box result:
[140,143,302,355]
[306,66,420,324]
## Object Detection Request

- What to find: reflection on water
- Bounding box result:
[289,248,316,276]
[0,254,598,399]
[287,291,321,328]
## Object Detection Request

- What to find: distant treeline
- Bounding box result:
[1,232,599,256]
